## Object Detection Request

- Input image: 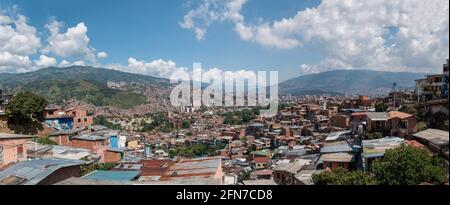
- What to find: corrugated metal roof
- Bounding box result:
[320,152,355,162]
[365,112,389,121]
[242,179,277,185]
[82,171,140,181]
[0,133,35,139]
[413,129,449,142]
[56,177,130,185]
[0,158,86,185]
[320,144,354,153]
[362,137,404,158]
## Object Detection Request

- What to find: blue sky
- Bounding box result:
[0,0,448,82]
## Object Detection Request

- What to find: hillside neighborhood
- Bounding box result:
[0,60,448,185]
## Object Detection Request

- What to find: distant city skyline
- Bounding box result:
[0,0,449,81]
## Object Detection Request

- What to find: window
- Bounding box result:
[17,145,24,158]
[78,119,81,123]
[84,118,87,122]
[400,120,408,129]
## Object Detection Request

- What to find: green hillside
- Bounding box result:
[23,79,147,109]
[0,66,170,109]
[279,69,428,96]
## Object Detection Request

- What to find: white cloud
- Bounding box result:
[59,60,71,67]
[0,14,41,56]
[42,20,98,63]
[97,51,108,59]
[182,0,449,73]
[107,58,185,78]
[0,51,32,73]
[180,0,247,40]
[72,60,86,66]
[34,55,57,68]
[0,10,40,72]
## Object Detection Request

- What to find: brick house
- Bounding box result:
[253,157,270,170]
[320,152,355,170]
[0,133,35,168]
[44,107,93,130]
[365,111,417,138]
[71,134,122,163]
[273,159,311,185]
[331,114,350,128]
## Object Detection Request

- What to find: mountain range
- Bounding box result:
[0,66,171,109]
[279,69,428,96]
[0,67,429,110]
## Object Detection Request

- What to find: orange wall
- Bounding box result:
[102,150,122,163]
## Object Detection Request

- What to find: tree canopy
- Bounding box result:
[5,91,47,124]
[372,144,447,185]
[5,91,47,134]
[375,103,388,112]
[313,145,448,185]
[313,168,375,185]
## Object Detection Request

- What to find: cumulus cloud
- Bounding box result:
[0,51,32,73]
[180,0,247,40]
[0,14,41,56]
[0,10,41,72]
[72,60,86,66]
[34,55,57,68]
[59,60,71,67]
[106,58,186,78]
[181,0,449,74]
[97,51,108,59]
[42,20,98,63]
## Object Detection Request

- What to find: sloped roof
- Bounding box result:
[319,152,355,162]
[0,133,35,139]
[413,129,449,143]
[273,160,310,174]
[242,179,277,185]
[365,112,389,121]
[0,158,86,185]
[388,111,414,119]
[56,177,130,185]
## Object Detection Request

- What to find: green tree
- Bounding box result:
[312,168,375,185]
[238,171,252,182]
[5,91,47,134]
[375,103,388,112]
[372,144,447,185]
[182,121,191,129]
